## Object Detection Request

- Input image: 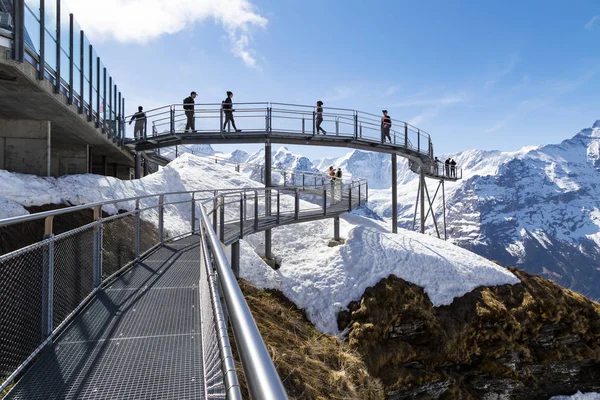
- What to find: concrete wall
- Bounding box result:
[51,145,88,176]
[0,119,50,176]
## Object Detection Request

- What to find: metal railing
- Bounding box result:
[0,171,367,398]
[126,102,434,158]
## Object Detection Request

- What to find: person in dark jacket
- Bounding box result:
[450,159,457,177]
[433,156,440,175]
[222,91,241,132]
[183,91,197,133]
[316,101,326,134]
[129,106,146,139]
[445,158,451,177]
[381,110,392,143]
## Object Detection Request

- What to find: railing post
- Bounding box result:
[236,164,240,173]
[366,181,369,204]
[418,129,421,153]
[302,173,305,189]
[268,106,273,134]
[294,188,299,220]
[405,123,408,148]
[302,116,305,134]
[212,192,218,232]
[254,191,259,231]
[239,194,244,239]
[276,191,280,224]
[354,113,358,139]
[360,123,363,138]
[358,182,361,207]
[135,199,141,260]
[41,216,55,337]
[218,196,225,242]
[158,195,165,243]
[323,188,327,215]
[312,111,316,136]
[170,105,175,133]
[335,118,339,135]
[191,193,196,233]
[331,181,335,204]
[348,186,352,211]
[283,171,287,186]
[231,241,240,278]
[93,206,102,287]
[221,106,224,132]
[334,217,341,241]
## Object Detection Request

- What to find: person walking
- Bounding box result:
[316,101,326,134]
[450,159,457,178]
[445,158,450,177]
[183,91,197,133]
[222,91,241,132]
[129,106,146,139]
[381,110,392,143]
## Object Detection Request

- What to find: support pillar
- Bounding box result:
[231,241,240,278]
[264,142,273,260]
[334,216,340,241]
[391,154,398,233]
[442,180,447,241]
[420,167,425,234]
[134,152,141,179]
[102,156,108,176]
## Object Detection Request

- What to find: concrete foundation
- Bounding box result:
[0,119,51,175]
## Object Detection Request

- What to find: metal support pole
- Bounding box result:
[294,188,299,220]
[265,229,272,260]
[220,196,225,242]
[212,193,218,232]
[88,45,93,121]
[424,180,441,239]
[79,30,84,113]
[276,191,280,224]
[68,13,74,104]
[239,194,244,239]
[93,206,102,287]
[265,142,272,257]
[348,186,352,211]
[191,193,196,233]
[55,0,61,94]
[102,67,107,132]
[354,113,358,139]
[96,56,100,128]
[134,152,141,179]
[442,180,447,241]
[412,176,421,231]
[231,241,240,278]
[158,195,165,243]
[302,116,305,134]
[170,105,175,133]
[283,171,287,186]
[135,200,141,260]
[404,123,408,148]
[358,182,361,207]
[333,217,340,241]
[254,191,259,232]
[312,111,316,136]
[38,0,45,78]
[41,223,54,336]
[392,154,398,233]
[420,168,425,234]
[323,188,327,215]
[12,0,25,63]
[418,130,421,153]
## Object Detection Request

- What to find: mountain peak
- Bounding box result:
[593,120,600,129]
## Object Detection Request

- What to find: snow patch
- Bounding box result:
[551,392,600,400]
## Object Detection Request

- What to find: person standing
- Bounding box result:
[316,101,326,134]
[328,166,335,181]
[222,91,241,132]
[445,158,450,177]
[129,106,146,139]
[450,159,457,177]
[381,110,392,143]
[183,91,197,133]
[335,167,343,202]
[434,157,440,175]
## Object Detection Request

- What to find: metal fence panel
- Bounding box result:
[101,215,136,279]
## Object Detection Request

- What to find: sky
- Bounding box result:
[65,0,600,160]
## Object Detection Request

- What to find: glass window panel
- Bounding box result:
[72,20,81,97]
[83,35,91,111]
[99,60,105,123]
[44,0,57,74]
[23,1,41,55]
[59,0,71,87]
[92,48,98,117]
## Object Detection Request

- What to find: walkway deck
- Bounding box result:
[5,236,204,400]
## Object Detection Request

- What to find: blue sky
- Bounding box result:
[68,0,600,160]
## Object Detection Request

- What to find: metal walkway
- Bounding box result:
[5,236,204,400]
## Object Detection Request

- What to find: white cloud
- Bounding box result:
[585,15,599,30]
[392,95,463,108]
[66,0,268,69]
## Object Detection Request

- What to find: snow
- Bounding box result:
[1,153,520,337]
[551,392,600,400]
[240,210,519,335]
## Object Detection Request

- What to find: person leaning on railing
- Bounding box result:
[129,106,147,139]
[184,91,197,133]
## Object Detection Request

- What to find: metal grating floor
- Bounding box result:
[5,235,205,400]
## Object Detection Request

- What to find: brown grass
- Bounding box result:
[237,280,384,400]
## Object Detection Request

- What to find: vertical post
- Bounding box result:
[348,186,352,211]
[239,194,244,239]
[404,123,408,148]
[79,30,84,113]
[38,0,45,79]
[88,45,92,121]
[191,193,196,233]
[253,191,259,232]
[231,241,240,278]
[108,77,112,135]
[268,106,272,133]
[212,193,218,232]
[302,116,305,134]
[302,174,305,189]
[102,68,107,133]
[265,142,272,258]
[358,181,361,207]
[420,168,425,234]
[312,111,316,136]
[170,105,175,133]
[294,188,299,220]
[68,13,74,104]
[220,196,225,242]
[354,113,358,139]
[366,181,369,204]
[158,195,165,243]
[12,0,25,63]
[335,118,339,135]
[333,217,340,241]
[283,171,287,186]
[323,188,327,215]
[41,217,54,336]
[95,56,100,128]
[121,96,125,141]
[417,130,421,153]
[134,152,141,179]
[93,206,102,287]
[135,200,141,260]
[276,191,280,224]
[392,154,398,233]
[55,0,61,94]
[442,180,447,241]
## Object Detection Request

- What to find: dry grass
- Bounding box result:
[236,280,384,400]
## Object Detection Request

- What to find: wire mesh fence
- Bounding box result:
[0,241,47,384]
[101,213,137,280]
[52,223,95,328]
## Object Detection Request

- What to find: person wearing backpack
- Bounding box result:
[183,91,197,133]
[381,110,392,143]
[222,91,241,132]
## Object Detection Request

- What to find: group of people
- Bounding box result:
[183,91,241,133]
[433,157,457,178]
